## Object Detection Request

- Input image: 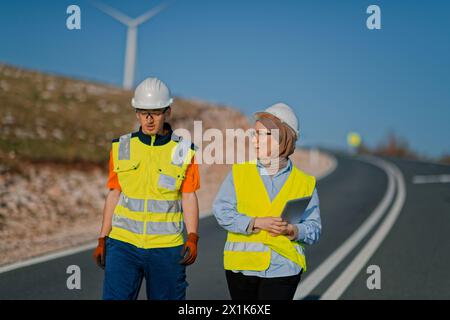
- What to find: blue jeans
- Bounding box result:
[103,237,188,300]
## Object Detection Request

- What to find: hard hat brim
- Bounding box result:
[131,98,173,110]
[253,110,299,137]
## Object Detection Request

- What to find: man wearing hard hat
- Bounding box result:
[213,103,322,300]
[93,77,200,300]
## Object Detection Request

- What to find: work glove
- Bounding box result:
[93,236,107,269]
[179,233,199,265]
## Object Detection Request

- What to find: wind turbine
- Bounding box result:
[93,1,169,90]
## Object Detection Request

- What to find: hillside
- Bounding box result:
[0,64,333,266]
[0,64,248,167]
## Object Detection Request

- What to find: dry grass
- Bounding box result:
[0,64,247,167]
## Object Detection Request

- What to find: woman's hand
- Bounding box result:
[268,223,297,239]
[254,217,288,235]
[282,224,298,240]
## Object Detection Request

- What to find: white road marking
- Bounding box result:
[412,174,450,184]
[294,155,397,300]
[321,159,406,300]
[0,242,97,274]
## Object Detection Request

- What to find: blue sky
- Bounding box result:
[0,0,449,157]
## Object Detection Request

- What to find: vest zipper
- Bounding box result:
[150,135,155,146]
[143,135,155,247]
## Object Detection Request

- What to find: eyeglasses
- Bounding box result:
[249,129,272,138]
[137,108,168,119]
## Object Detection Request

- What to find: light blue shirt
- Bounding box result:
[212,159,322,278]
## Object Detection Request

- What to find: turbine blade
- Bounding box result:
[132,2,170,26]
[92,1,132,26]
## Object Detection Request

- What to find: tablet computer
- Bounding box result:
[280,196,312,224]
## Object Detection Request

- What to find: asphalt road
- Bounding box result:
[1,152,449,300]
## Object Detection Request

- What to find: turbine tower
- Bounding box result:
[94,1,168,89]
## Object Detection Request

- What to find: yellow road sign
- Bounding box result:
[347,132,362,147]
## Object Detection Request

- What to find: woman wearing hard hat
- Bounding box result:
[213,103,322,300]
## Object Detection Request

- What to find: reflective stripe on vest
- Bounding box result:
[119,194,145,212]
[113,214,144,234]
[118,194,182,213]
[118,133,131,160]
[146,221,183,235]
[224,241,269,252]
[225,241,304,255]
[112,214,183,235]
[147,199,182,213]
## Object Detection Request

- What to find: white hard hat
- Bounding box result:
[254,103,299,138]
[131,77,173,110]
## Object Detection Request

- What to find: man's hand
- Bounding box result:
[93,236,107,269]
[254,217,288,235]
[180,233,199,265]
[181,191,199,265]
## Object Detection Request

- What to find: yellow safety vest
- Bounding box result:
[109,124,196,249]
[224,161,316,272]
